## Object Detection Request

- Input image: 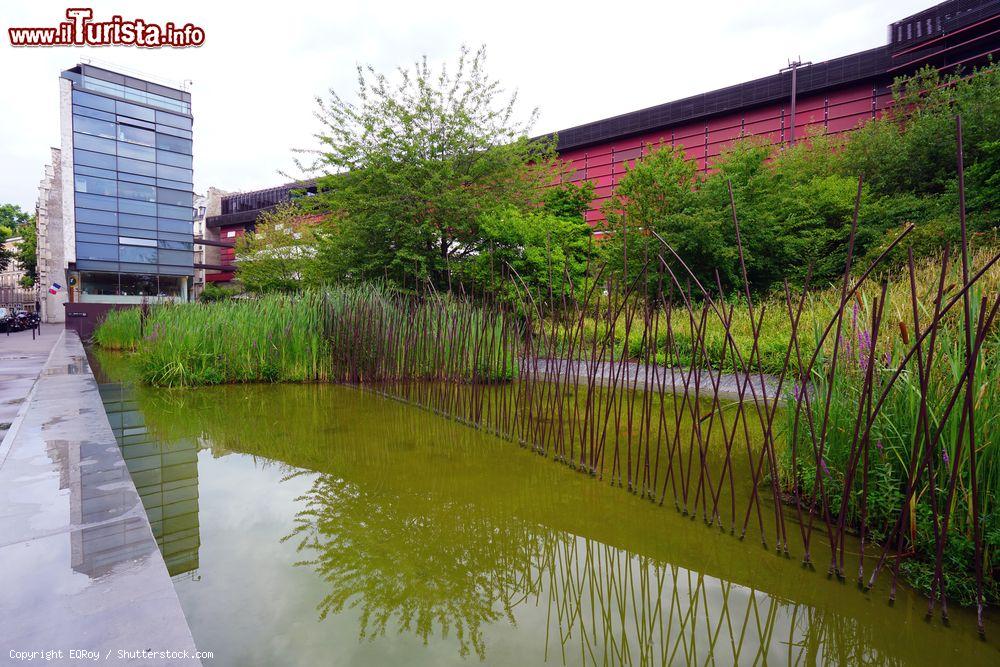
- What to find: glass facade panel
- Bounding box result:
[156,188,193,207]
[80,272,119,295]
[74,106,116,123]
[154,110,192,129]
[158,218,194,233]
[118,199,157,216]
[76,260,119,272]
[78,232,116,244]
[73,114,116,138]
[74,174,117,196]
[78,222,117,235]
[75,149,117,170]
[77,242,118,261]
[115,100,156,122]
[155,164,193,182]
[119,181,156,202]
[118,213,157,230]
[157,276,184,296]
[119,274,158,296]
[119,172,157,186]
[156,178,192,191]
[117,156,156,176]
[75,208,117,225]
[119,227,157,239]
[74,132,116,154]
[117,142,155,162]
[118,116,155,130]
[155,124,192,139]
[75,164,117,180]
[118,124,156,146]
[72,90,115,112]
[158,249,193,266]
[158,240,194,250]
[119,246,157,264]
[85,80,190,114]
[158,231,193,242]
[120,236,157,247]
[75,192,117,211]
[157,203,193,220]
[155,134,192,154]
[156,150,192,169]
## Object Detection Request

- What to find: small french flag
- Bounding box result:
[49,282,62,295]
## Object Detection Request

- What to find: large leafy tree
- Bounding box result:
[601,145,736,295]
[235,204,320,293]
[302,46,558,290]
[15,220,37,287]
[0,203,33,274]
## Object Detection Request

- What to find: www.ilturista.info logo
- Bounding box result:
[8,8,205,48]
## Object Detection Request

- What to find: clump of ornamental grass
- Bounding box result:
[134,291,332,387]
[93,284,516,387]
[90,307,144,351]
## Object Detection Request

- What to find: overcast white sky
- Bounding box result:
[1,0,932,212]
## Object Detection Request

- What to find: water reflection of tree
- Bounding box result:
[283,469,900,665]
[282,471,550,659]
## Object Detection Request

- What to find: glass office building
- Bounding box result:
[61,64,194,300]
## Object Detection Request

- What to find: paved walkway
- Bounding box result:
[0,329,200,665]
[0,324,62,442]
[535,357,781,401]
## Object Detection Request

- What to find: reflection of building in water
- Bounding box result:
[43,433,159,578]
[99,383,200,577]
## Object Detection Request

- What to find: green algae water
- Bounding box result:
[88,352,997,666]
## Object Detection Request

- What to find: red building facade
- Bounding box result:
[552,0,1000,228]
[203,0,1000,281]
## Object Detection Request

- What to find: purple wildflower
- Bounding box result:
[876,439,883,452]
[858,329,872,353]
[942,447,950,466]
[820,458,830,477]
[884,349,893,368]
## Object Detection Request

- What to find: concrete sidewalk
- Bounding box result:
[0,330,200,665]
[0,323,62,443]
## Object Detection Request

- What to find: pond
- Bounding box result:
[89,351,996,666]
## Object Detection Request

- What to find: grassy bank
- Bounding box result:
[779,296,1000,605]
[93,286,515,387]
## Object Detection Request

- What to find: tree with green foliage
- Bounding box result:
[601,62,1000,295]
[235,204,320,293]
[302,46,559,291]
[461,181,596,307]
[14,220,37,287]
[198,282,240,303]
[0,203,33,273]
[601,145,737,294]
